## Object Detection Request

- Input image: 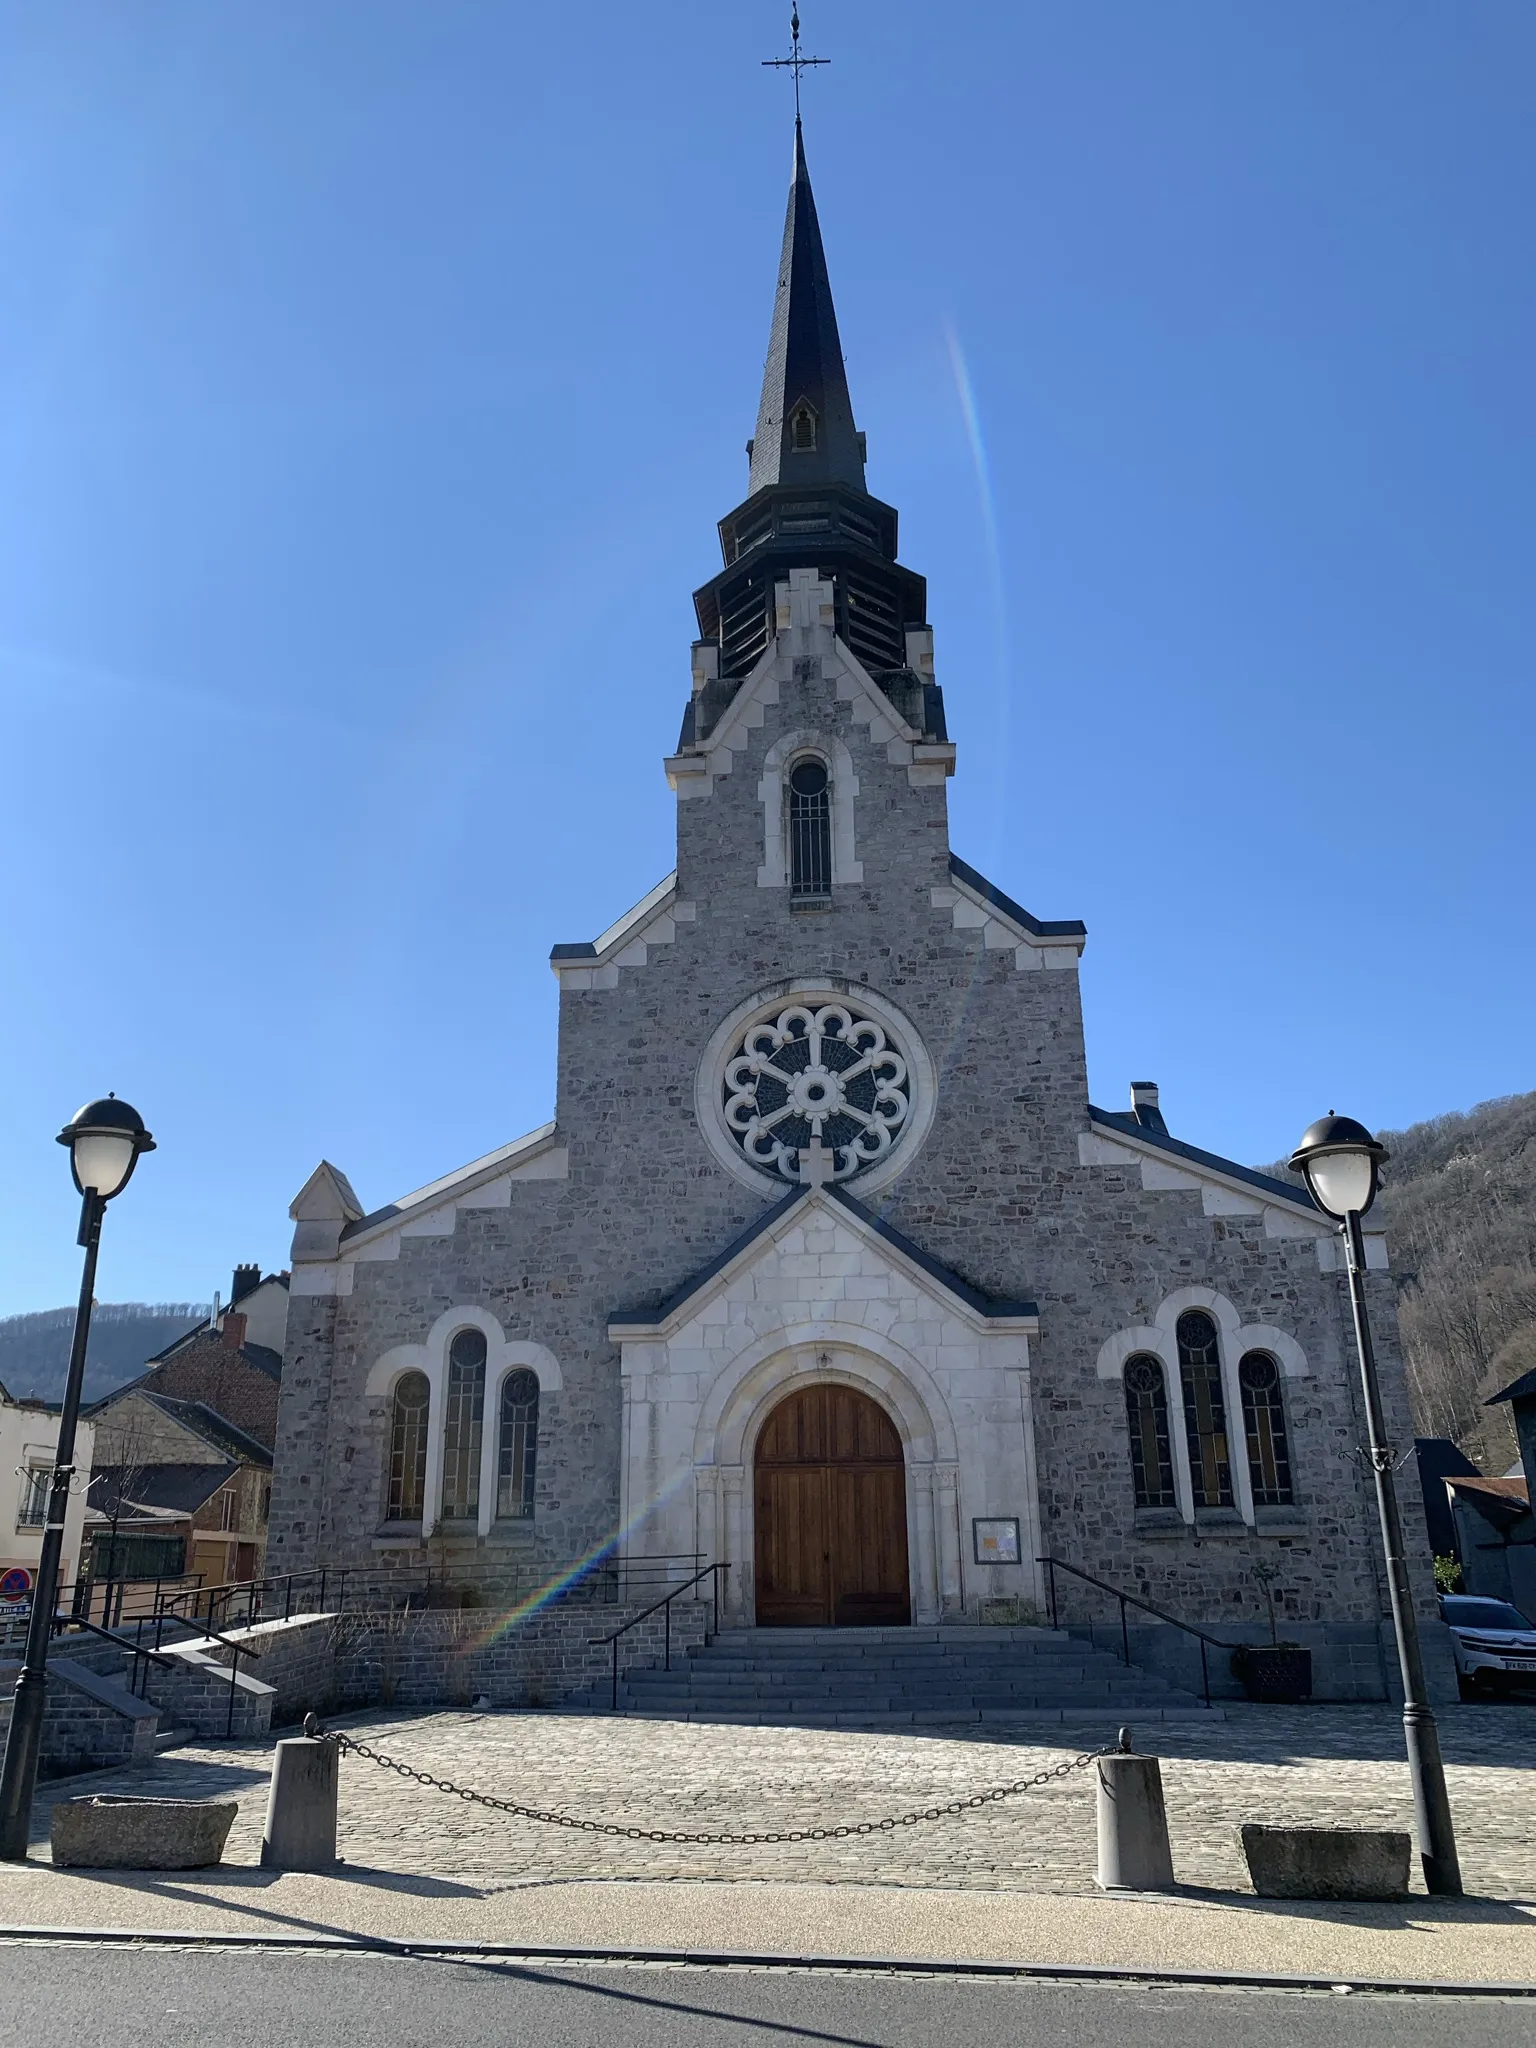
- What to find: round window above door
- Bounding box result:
[696,981,937,1193]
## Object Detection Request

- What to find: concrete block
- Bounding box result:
[51,1796,237,1870]
[261,1730,340,1870]
[1096,1749,1176,1891]
[1240,1824,1411,1900]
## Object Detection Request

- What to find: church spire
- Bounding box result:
[747,122,867,496]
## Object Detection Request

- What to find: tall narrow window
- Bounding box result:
[497,1369,540,1521]
[1177,1310,1233,1509]
[790,402,817,450]
[788,757,832,898]
[1123,1355,1177,1509]
[386,1370,430,1522]
[1239,1352,1294,1507]
[440,1329,486,1522]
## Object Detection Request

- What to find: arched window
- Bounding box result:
[1239,1352,1294,1507]
[497,1369,540,1521]
[386,1370,429,1522]
[1123,1355,1177,1509]
[440,1329,486,1522]
[790,402,817,450]
[788,756,832,898]
[1176,1310,1233,1509]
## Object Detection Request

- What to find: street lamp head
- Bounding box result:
[1288,1112,1388,1220]
[57,1095,155,1200]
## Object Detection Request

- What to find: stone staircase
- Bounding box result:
[593,1623,1220,1730]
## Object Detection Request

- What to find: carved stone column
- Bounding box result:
[933,1463,964,1618]
[910,1464,939,1623]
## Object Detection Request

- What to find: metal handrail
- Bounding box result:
[1036,1553,1245,1707]
[48,1613,179,1702]
[589,1562,730,1712]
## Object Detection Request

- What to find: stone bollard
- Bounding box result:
[1095,1727,1176,1892]
[260,1718,340,1870]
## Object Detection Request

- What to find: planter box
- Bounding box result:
[1240,1824,1411,1900]
[51,1795,238,1870]
[1232,1645,1312,1703]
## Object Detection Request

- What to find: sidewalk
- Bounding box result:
[1,1869,1533,1987]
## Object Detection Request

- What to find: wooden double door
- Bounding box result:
[754,1384,911,1627]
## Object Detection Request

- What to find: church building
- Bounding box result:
[269,124,1438,1691]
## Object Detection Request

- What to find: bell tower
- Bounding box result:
[687,123,946,753]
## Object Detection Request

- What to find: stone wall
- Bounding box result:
[0,1656,160,1778]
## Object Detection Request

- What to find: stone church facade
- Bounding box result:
[269,128,1438,1687]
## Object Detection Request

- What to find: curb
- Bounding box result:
[0,1926,1531,1997]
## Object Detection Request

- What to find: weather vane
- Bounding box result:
[762,5,828,125]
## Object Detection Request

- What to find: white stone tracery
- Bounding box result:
[721,1000,911,1184]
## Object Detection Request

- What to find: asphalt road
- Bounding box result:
[0,1946,1529,2048]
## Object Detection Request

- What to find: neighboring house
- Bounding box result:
[102,1263,287,1451]
[87,1391,273,1590]
[1449,1364,1536,1619]
[0,1380,95,1619]
[1416,1437,1481,1560]
[1444,1474,1534,1617]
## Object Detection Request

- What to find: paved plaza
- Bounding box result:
[16,1701,1536,1899]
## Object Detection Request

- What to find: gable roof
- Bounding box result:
[608,1182,1037,1338]
[110,1392,274,1469]
[948,855,1087,944]
[1087,1104,1327,1218]
[86,1460,238,1518]
[337,1120,567,1251]
[1487,1366,1536,1407]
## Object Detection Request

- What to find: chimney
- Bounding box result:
[231,1263,262,1306]
[1130,1082,1168,1135]
[222,1311,248,1352]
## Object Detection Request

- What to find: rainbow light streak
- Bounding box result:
[466,1461,699,1647]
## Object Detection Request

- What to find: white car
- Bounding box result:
[1440,1594,1536,1697]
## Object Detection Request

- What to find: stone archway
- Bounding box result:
[753,1383,911,1627]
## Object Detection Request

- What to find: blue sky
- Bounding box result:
[2,2,1532,1315]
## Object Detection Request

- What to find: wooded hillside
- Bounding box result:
[1375,1090,1536,1472]
[0,1302,207,1407]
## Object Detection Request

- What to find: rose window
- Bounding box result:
[721,1001,912,1184]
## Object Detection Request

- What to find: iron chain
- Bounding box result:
[316,1723,1111,1845]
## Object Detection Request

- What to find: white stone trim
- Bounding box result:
[756,730,862,889]
[929,879,1083,970]
[664,569,956,801]
[550,876,698,992]
[1078,1121,1387,1270]
[1095,1288,1311,1528]
[610,1192,1042,1626]
[315,1127,569,1283]
[363,1312,563,1537]
[693,981,940,1200]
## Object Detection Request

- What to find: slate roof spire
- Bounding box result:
[748,121,868,496]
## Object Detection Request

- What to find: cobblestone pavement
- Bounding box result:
[25,1703,1536,1898]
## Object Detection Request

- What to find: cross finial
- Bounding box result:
[762,5,829,126]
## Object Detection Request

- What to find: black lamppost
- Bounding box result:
[1289,1112,1462,1897]
[0,1097,154,1862]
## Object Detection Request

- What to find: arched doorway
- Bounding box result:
[754,1383,911,1626]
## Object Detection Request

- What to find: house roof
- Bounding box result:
[1445,1473,1531,1533]
[609,1181,1037,1336]
[1487,1366,1536,1407]
[136,1395,274,1469]
[86,1461,236,1519]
